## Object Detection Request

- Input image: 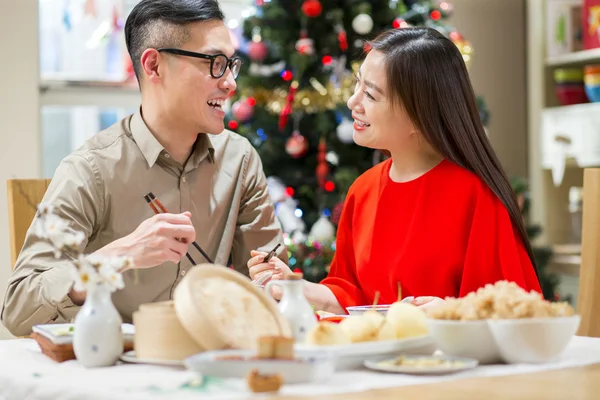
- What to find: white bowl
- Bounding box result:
[487,315,580,363]
[426,319,501,364]
[346,305,391,316]
[346,297,415,316]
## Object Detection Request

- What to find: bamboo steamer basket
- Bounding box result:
[173,264,291,350]
[133,264,291,360]
[133,300,203,361]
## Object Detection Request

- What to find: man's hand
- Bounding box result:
[96,212,196,270]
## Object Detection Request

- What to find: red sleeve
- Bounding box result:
[320,187,367,311]
[459,184,542,296]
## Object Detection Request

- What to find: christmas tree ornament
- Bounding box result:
[309,214,336,243]
[450,33,474,69]
[248,41,268,62]
[301,0,323,17]
[438,1,454,17]
[286,130,309,158]
[392,17,410,29]
[295,30,315,55]
[278,81,298,130]
[352,13,374,35]
[316,137,330,188]
[248,27,268,62]
[335,24,348,51]
[231,99,254,122]
[336,118,355,143]
[325,151,339,166]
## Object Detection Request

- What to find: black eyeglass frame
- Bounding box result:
[157,48,243,79]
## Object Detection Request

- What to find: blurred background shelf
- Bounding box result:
[40,79,140,108]
[546,48,600,66]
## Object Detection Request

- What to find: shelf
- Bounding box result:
[39,79,141,108]
[543,101,600,113]
[545,48,600,67]
[553,243,581,255]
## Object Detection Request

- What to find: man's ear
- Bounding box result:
[140,49,162,84]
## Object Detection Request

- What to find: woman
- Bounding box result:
[248,27,541,315]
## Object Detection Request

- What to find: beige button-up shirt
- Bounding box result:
[2,110,286,336]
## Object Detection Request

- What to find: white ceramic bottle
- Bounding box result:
[265,273,317,343]
[73,282,124,367]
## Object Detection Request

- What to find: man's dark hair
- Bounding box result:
[124,0,225,83]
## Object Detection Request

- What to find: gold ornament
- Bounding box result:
[452,37,474,69]
[238,73,356,115]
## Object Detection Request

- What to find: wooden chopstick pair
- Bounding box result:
[143,192,214,265]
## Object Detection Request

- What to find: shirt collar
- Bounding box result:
[130,108,215,168]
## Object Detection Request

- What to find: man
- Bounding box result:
[1,0,285,337]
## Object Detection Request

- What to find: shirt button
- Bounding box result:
[181,269,186,276]
[182,176,187,183]
[164,153,170,159]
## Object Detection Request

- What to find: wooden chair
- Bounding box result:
[577,168,600,337]
[7,179,51,269]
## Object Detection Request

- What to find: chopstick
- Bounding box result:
[262,243,281,263]
[143,192,214,265]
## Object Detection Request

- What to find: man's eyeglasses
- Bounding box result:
[157,48,243,79]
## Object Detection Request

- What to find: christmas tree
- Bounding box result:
[511,177,566,303]
[227,0,481,281]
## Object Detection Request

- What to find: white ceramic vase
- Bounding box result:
[265,278,317,343]
[73,282,123,367]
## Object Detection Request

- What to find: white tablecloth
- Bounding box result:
[1,336,600,400]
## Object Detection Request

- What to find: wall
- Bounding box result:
[0,0,40,339]
[451,0,528,179]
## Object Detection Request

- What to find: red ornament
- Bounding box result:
[286,131,309,158]
[316,137,329,188]
[322,55,333,65]
[293,268,303,274]
[324,181,335,192]
[430,10,442,21]
[393,18,409,29]
[337,28,348,52]
[363,42,372,52]
[248,41,268,61]
[232,99,254,122]
[281,70,293,81]
[279,81,298,131]
[449,31,462,41]
[301,0,322,17]
[285,186,295,197]
[247,97,257,106]
[228,120,239,130]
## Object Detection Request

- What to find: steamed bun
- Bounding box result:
[339,314,381,343]
[386,302,428,339]
[305,321,350,346]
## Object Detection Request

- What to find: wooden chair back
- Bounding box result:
[577,168,600,337]
[7,179,51,269]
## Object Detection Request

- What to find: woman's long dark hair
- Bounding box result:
[369,27,539,281]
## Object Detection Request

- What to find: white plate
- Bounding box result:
[32,323,135,345]
[296,334,436,370]
[120,350,184,367]
[364,354,478,375]
[185,349,335,384]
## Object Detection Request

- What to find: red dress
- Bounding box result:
[321,158,541,311]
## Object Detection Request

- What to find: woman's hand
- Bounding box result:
[410,296,446,311]
[247,250,293,300]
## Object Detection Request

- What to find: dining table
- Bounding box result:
[1,335,600,400]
